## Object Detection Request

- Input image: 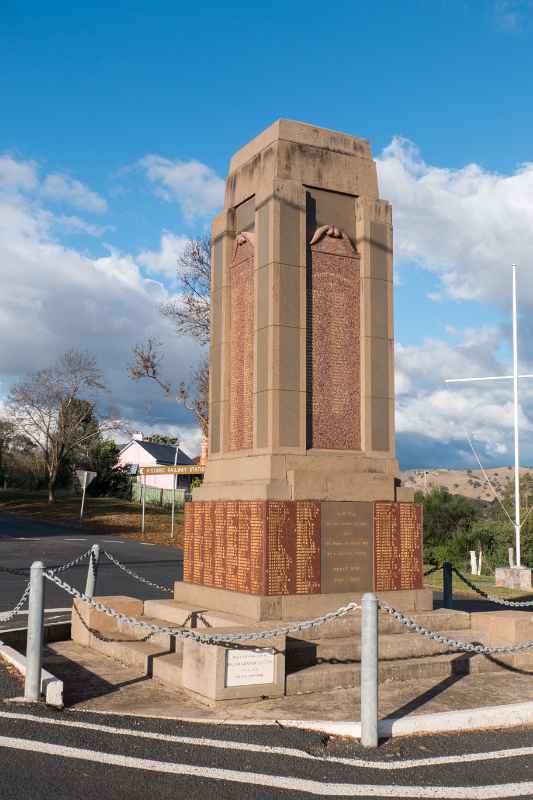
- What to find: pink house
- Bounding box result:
[117,434,196,491]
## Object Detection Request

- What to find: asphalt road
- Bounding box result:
[0,512,182,630]
[1,677,533,800]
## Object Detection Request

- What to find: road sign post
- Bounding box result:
[76,470,97,521]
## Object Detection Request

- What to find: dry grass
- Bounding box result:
[0,490,183,548]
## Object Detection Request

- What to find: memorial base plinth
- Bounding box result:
[184,499,424,597]
[173,581,433,622]
[495,567,533,591]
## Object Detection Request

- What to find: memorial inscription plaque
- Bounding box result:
[310,228,361,451]
[225,648,275,687]
[229,235,254,451]
[184,500,321,595]
[374,502,423,590]
[321,501,373,593]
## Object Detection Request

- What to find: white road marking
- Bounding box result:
[139,542,156,546]
[63,538,87,542]
[103,540,124,543]
[12,609,71,616]
[15,538,40,541]
[1,710,533,772]
[0,735,532,797]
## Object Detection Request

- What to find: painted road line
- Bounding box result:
[15,538,40,541]
[0,735,533,798]
[103,540,124,543]
[63,538,87,542]
[139,542,156,546]
[3,710,533,772]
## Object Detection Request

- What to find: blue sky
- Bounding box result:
[2,0,533,467]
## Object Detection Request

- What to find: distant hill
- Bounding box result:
[400,466,533,502]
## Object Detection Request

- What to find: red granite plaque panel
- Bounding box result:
[229,235,254,451]
[250,501,267,595]
[295,501,321,594]
[374,502,423,591]
[192,501,205,584]
[266,501,295,595]
[213,501,226,588]
[202,502,215,587]
[225,501,239,591]
[310,229,361,450]
[184,500,322,595]
[183,502,194,583]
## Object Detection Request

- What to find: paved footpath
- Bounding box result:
[0,511,182,630]
[2,661,533,799]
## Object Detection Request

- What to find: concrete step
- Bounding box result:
[143,599,250,629]
[88,632,174,673]
[286,629,488,670]
[286,648,533,695]
[151,652,184,689]
[290,609,472,640]
[115,615,185,650]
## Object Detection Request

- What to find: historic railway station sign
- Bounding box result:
[140,465,204,476]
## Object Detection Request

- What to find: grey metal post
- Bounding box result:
[25,561,45,702]
[85,544,100,598]
[443,562,453,609]
[360,592,379,748]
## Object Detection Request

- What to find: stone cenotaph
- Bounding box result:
[178,119,431,620]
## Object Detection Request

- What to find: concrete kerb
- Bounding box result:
[0,640,63,708]
[73,700,533,741]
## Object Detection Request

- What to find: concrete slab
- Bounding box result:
[39,640,533,724]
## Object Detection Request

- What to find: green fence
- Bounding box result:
[132,483,187,508]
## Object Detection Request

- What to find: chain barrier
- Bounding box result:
[423,565,442,577]
[451,566,533,608]
[43,570,361,643]
[0,548,92,622]
[103,551,173,594]
[379,600,533,655]
[0,582,31,622]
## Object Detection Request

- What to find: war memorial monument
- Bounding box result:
[179,119,431,620]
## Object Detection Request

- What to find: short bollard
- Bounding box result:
[360,592,379,748]
[85,544,100,598]
[443,561,453,609]
[24,561,45,702]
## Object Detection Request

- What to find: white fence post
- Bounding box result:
[24,561,45,702]
[360,592,379,748]
[85,544,100,598]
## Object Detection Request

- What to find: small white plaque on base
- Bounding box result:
[225,648,275,687]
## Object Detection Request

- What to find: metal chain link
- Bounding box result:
[103,551,173,593]
[0,582,31,622]
[379,599,533,655]
[452,566,533,607]
[50,547,93,575]
[43,570,361,643]
[0,548,92,623]
[423,565,442,577]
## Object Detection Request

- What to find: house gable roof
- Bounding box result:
[129,440,194,465]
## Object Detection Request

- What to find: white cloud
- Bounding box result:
[395,328,533,465]
[0,153,204,455]
[139,155,224,221]
[41,173,107,214]
[377,138,533,306]
[0,155,38,192]
[56,215,114,237]
[137,232,189,280]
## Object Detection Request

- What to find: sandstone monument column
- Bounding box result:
[179,120,429,620]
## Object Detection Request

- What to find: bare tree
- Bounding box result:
[160,235,211,345]
[129,236,211,436]
[7,350,126,502]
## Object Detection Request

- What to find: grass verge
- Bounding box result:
[0,490,183,548]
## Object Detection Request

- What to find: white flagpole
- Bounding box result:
[512,264,522,567]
